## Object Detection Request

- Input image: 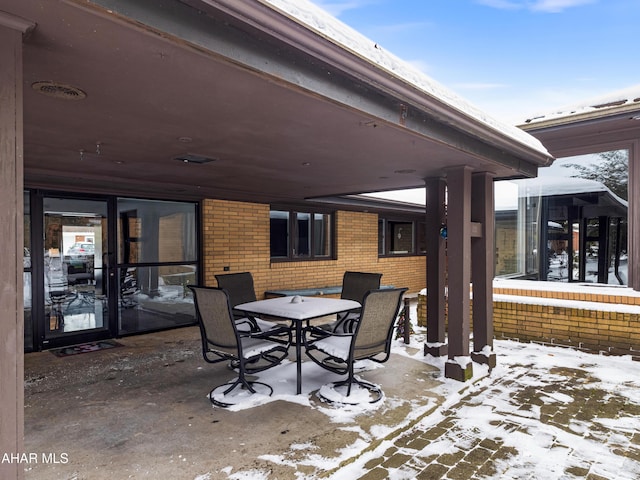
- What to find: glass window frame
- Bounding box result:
[378,215,426,257]
[270,207,335,261]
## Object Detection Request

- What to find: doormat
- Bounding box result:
[50,340,124,357]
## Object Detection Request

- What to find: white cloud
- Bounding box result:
[476,0,595,12]
[475,0,522,9]
[530,0,595,13]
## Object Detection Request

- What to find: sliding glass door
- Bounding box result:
[25,192,198,351]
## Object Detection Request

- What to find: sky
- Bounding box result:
[306,0,640,125]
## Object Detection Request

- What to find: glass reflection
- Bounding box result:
[118,265,196,334]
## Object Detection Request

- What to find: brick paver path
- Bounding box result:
[330,343,640,480]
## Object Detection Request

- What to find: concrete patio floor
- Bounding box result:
[25,320,640,479]
[23,325,444,479]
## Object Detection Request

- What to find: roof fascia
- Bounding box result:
[520,103,640,132]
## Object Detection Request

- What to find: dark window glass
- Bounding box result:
[378,216,424,256]
[270,208,333,260]
[314,213,331,257]
[295,212,311,257]
[270,210,289,258]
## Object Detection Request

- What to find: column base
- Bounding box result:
[471,351,497,369]
[445,359,473,381]
[424,342,448,357]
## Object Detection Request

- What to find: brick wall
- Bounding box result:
[202,199,425,297]
[494,298,640,355]
[495,218,518,276]
[417,281,640,355]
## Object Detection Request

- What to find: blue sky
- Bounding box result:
[308,0,640,124]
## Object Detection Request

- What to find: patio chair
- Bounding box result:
[331,271,383,333]
[189,286,291,407]
[302,287,407,404]
[215,272,287,337]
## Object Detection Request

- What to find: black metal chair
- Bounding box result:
[189,286,291,407]
[302,287,407,404]
[215,271,287,336]
[215,272,258,316]
[330,271,383,333]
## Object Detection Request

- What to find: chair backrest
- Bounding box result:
[189,286,239,356]
[340,271,383,304]
[351,288,407,361]
[215,272,257,308]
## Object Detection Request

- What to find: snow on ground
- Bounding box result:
[331,338,640,479]
[217,301,640,479]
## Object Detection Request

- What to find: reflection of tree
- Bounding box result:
[562,150,628,200]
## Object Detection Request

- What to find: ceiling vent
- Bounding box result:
[31,81,87,100]
[174,154,217,164]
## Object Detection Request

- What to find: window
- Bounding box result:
[379,216,426,256]
[494,149,629,285]
[117,198,198,335]
[270,208,334,260]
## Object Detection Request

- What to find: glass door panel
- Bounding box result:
[116,198,197,334]
[43,197,109,339]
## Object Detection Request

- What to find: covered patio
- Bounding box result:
[2,0,552,474]
[23,323,444,479]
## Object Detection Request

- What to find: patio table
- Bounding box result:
[235,295,360,394]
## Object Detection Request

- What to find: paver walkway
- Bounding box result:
[327,342,640,480]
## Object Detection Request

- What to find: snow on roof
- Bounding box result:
[512,176,628,205]
[522,84,640,125]
[261,0,549,156]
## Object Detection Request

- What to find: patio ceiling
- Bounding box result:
[9,0,552,204]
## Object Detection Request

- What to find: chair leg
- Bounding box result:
[318,365,383,404]
[209,370,274,408]
[335,378,383,403]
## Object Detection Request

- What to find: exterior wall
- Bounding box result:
[417,283,640,355]
[493,300,640,355]
[495,217,518,276]
[201,199,425,297]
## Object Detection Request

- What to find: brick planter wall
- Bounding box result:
[417,280,640,355]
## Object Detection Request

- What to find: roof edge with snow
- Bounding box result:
[214,0,552,165]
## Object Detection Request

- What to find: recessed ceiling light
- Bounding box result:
[394,169,416,174]
[178,136,193,143]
